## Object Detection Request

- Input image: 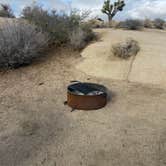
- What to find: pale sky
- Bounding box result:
[0,0,166,20]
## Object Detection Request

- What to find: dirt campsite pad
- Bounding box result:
[0,30,166,166]
[77,29,166,88]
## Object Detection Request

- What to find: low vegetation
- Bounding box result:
[0,4,96,69]
[117,19,144,30]
[116,18,165,30]
[22,6,95,48]
[112,38,140,59]
[153,18,165,29]
[0,21,49,68]
[143,19,153,28]
[69,28,86,49]
[69,25,96,49]
[0,2,165,69]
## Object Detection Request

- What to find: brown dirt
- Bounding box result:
[0,41,166,165]
[77,28,166,88]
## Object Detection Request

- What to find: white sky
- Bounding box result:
[0,0,166,20]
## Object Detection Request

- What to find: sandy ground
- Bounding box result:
[77,28,166,88]
[0,31,166,166]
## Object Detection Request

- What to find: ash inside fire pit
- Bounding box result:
[67,82,108,110]
[68,83,106,95]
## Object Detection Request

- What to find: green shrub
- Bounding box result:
[0,4,15,18]
[153,18,165,29]
[117,19,144,30]
[0,21,49,68]
[112,38,140,59]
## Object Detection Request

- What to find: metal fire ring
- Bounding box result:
[67,82,108,111]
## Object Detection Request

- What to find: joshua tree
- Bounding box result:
[102,0,125,24]
[0,4,15,18]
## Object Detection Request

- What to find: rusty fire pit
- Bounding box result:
[67,82,108,111]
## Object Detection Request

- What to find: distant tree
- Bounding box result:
[0,4,15,18]
[102,0,125,24]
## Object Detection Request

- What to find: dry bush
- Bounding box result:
[117,19,144,30]
[69,25,96,50]
[22,6,96,48]
[153,18,165,29]
[81,23,96,42]
[112,38,140,59]
[144,19,153,28]
[88,18,105,28]
[22,6,69,45]
[0,21,49,68]
[69,28,86,50]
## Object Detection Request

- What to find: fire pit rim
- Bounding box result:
[67,82,107,96]
[67,82,108,110]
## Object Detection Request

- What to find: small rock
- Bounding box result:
[39,82,44,86]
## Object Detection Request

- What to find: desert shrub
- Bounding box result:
[0,21,49,68]
[22,5,96,49]
[0,4,15,18]
[117,19,144,30]
[153,18,165,29]
[88,18,105,28]
[69,24,96,50]
[22,6,68,45]
[144,19,153,28]
[69,28,86,49]
[80,23,96,42]
[112,38,140,59]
